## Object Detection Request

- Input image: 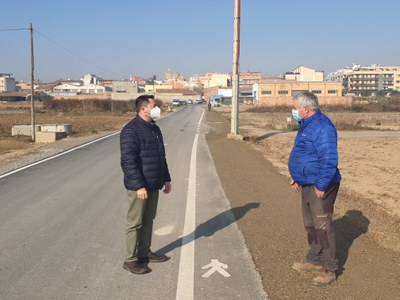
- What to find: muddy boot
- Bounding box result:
[312,270,336,286]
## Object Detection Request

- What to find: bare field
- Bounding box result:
[215,107,400,254]
[0,103,135,155]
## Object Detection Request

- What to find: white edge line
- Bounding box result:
[0,131,120,179]
[0,110,177,180]
[175,109,204,300]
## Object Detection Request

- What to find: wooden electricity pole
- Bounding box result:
[30,23,36,142]
[231,0,241,135]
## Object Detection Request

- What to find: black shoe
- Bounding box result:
[148,252,170,263]
[123,261,152,274]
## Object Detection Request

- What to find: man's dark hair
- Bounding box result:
[135,95,154,112]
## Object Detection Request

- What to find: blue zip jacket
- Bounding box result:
[288,110,341,191]
[120,115,171,191]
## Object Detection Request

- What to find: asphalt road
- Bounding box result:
[0,105,267,300]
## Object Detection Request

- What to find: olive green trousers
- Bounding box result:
[125,189,159,262]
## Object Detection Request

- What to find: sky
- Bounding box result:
[1,0,399,82]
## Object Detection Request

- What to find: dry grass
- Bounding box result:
[0,99,172,154]
[0,101,136,153]
[215,105,400,131]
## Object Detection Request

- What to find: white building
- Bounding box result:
[51,74,105,96]
[0,73,16,92]
[325,66,354,83]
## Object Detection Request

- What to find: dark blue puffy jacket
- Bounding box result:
[120,115,171,191]
[288,110,341,191]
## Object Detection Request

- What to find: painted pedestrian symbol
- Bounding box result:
[201,259,231,278]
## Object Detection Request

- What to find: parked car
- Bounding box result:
[187,99,193,104]
[172,99,181,106]
[180,100,187,105]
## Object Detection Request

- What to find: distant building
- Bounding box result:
[253,79,348,106]
[325,66,353,82]
[155,88,199,103]
[145,79,190,94]
[51,74,105,96]
[325,66,354,93]
[165,67,185,81]
[130,76,147,86]
[111,81,139,100]
[239,71,263,85]
[16,81,37,92]
[203,73,231,88]
[283,66,324,82]
[346,65,400,95]
[0,73,16,92]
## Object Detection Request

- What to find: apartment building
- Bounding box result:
[0,73,16,92]
[346,65,400,95]
[239,71,262,85]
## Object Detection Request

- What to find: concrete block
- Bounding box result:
[12,125,41,136]
[41,124,73,135]
[35,131,67,143]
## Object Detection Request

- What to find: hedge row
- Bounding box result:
[42,99,135,113]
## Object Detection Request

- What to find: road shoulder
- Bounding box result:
[205,110,400,300]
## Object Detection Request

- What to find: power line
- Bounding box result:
[33,29,126,79]
[0,26,127,79]
[0,28,29,31]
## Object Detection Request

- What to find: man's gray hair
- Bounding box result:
[292,91,319,111]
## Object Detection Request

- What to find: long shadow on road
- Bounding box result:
[334,210,370,277]
[155,203,260,255]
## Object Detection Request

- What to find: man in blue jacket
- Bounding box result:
[288,91,341,286]
[120,95,172,275]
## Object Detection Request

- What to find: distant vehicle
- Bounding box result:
[172,99,181,106]
[195,99,203,104]
[180,100,187,105]
[209,94,224,107]
[187,99,193,104]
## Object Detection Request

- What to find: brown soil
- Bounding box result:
[0,104,134,168]
[213,107,400,255]
[206,109,400,300]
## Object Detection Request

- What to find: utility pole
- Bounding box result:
[30,23,36,142]
[231,0,241,135]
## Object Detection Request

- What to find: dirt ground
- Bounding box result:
[213,107,400,256]
[0,103,134,168]
[205,109,400,300]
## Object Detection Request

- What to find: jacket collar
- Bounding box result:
[299,110,321,128]
[135,114,156,125]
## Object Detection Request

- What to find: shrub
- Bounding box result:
[43,99,135,113]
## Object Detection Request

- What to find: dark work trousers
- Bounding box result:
[301,183,340,272]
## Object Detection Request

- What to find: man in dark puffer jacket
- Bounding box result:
[288,91,341,286]
[120,95,171,275]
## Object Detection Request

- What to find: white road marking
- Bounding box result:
[0,112,177,180]
[201,259,231,278]
[0,132,120,179]
[154,225,175,236]
[175,110,204,300]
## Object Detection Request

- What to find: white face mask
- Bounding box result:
[150,106,161,119]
